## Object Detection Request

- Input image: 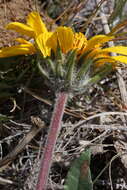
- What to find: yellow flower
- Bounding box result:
[1,11,127,68]
[6,12,48,38]
[0,38,36,58]
[0,12,52,58]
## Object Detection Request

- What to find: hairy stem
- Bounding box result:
[36,92,68,190]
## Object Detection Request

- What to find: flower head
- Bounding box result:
[1,11,127,92]
[2,11,127,64]
[46,28,88,55]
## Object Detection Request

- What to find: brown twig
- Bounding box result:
[84,0,107,34]
[0,117,45,168]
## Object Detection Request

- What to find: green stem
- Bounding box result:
[36,92,68,190]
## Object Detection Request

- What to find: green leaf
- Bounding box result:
[76,59,93,80]
[55,46,64,77]
[88,64,113,86]
[65,50,76,86]
[64,149,93,190]
[0,114,12,122]
[37,61,50,79]
[46,58,55,74]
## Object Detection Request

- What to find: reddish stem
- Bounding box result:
[36,92,68,190]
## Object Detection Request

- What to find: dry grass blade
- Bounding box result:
[95,0,127,186]
[73,111,127,129]
[53,0,88,26]
[0,176,14,185]
[22,86,85,119]
[110,0,127,22]
[96,0,127,106]
[108,20,127,35]
[0,117,45,168]
[76,124,127,131]
[83,0,107,33]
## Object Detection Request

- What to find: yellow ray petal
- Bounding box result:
[6,22,35,38]
[0,44,36,58]
[27,11,48,36]
[98,58,115,63]
[73,32,87,54]
[94,56,118,68]
[46,32,57,53]
[111,55,127,64]
[85,35,114,52]
[95,58,115,64]
[36,32,52,57]
[95,56,127,67]
[15,38,33,45]
[47,26,74,54]
[94,52,109,59]
[86,48,101,59]
[101,46,127,55]
[56,26,74,54]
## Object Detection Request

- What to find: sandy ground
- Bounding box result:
[0,0,35,47]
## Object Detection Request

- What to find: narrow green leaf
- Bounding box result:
[64,149,93,190]
[76,59,93,80]
[78,160,93,190]
[0,114,12,122]
[88,64,113,86]
[55,46,64,77]
[65,50,76,86]
[46,58,55,74]
[78,51,91,65]
[37,61,49,79]
[15,66,30,82]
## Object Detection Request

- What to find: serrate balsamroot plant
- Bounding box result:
[1,12,127,190]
